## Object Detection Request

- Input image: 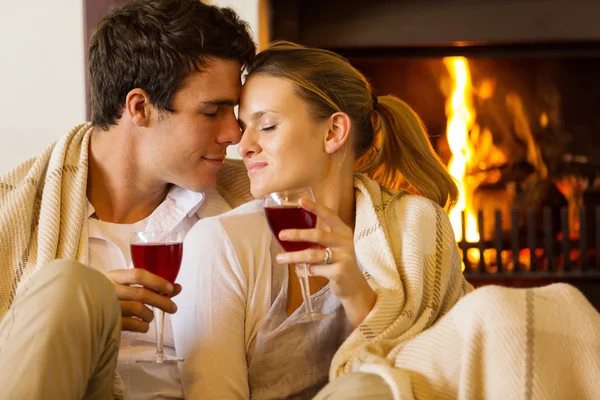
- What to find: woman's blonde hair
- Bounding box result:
[246,41,458,209]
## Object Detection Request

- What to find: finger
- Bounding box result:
[170,283,183,298]
[276,248,332,266]
[299,198,349,232]
[115,285,178,314]
[278,228,336,248]
[122,317,150,333]
[307,264,340,281]
[109,268,175,295]
[120,300,154,322]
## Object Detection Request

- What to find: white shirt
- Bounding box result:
[173,200,351,399]
[88,186,232,400]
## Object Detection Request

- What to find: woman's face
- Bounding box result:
[238,75,331,198]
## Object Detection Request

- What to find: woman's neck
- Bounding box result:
[312,166,356,231]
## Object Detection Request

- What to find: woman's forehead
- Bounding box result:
[240,76,303,116]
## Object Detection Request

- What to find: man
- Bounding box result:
[0,0,255,398]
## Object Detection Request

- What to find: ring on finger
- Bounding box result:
[323,247,333,265]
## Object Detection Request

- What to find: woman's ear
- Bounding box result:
[324,112,352,154]
[125,88,153,127]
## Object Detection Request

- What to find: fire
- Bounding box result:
[441,58,551,271]
[443,57,479,244]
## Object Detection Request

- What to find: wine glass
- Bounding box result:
[264,187,332,323]
[130,231,184,363]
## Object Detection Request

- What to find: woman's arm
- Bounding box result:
[172,218,250,399]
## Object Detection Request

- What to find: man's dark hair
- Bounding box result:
[89,0,256,130]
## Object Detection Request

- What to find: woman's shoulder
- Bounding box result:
[355,173,444,219]
[391,192,442,214]
[186,199,271,248]
[215,198,268,228]
[387,192,451,234]
[185,199,274,288]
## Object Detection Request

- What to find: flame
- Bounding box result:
[443,57,479,244]
[441,58,550,271]
[540,112,549,128]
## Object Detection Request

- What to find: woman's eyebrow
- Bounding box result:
[238,110,277,125]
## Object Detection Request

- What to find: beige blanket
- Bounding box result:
[0,123,92,318]
[357,283,600,399]
[333,177,600,399]
[330,174,472,377]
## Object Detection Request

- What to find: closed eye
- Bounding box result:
[260,125,276,131]
[202,105,220,118]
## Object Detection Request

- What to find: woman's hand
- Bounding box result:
[275,198,376,328]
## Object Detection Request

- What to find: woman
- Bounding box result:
[172,41,471,399]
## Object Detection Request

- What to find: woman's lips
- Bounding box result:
[246,162,268,174]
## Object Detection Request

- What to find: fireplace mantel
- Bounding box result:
[272,0,600,49]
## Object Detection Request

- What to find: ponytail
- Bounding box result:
[355,96,458,210]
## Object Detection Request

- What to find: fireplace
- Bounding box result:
[269,0,600,307]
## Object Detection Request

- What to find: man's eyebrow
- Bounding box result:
[201,99,237,107]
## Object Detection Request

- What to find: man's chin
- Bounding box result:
[178,177,217,193]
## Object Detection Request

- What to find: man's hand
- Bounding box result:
[106,268,183,333]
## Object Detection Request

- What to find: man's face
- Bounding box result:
[143,58,243,192]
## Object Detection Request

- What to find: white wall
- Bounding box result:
[0,0,87,175]
[0,0,261,174]
[207,0,261,159]
[207,0,260,42]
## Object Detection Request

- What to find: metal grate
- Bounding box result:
[460,206,600,280]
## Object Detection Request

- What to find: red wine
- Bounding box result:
[265,206,317,252]
[130,242,183,284]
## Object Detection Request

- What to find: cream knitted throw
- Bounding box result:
[333,175,600,399]
[359,283,600,399]
[329,174,472,376]
[0,123,91,318]
[0,123,253,399]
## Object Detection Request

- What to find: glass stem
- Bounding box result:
[295,263,314,314]
[153,307,165,362]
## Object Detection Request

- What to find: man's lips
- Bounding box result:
[246,162,268,174]
[202,156,225,166]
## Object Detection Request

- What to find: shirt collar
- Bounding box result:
[87,185,205,231]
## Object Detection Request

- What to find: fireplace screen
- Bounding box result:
[348,55,600,279]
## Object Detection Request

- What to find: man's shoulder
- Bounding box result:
[1,157,42,195]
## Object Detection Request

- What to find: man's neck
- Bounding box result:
[87,127,170,224]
